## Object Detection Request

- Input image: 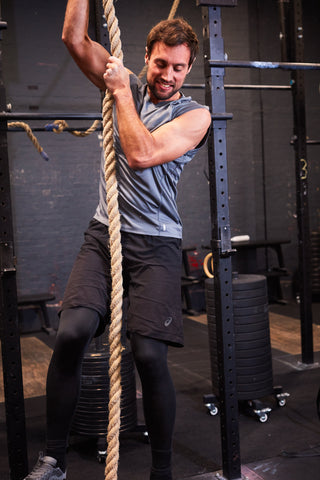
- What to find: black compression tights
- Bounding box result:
[46,308,175,480]
[46,307,100,470]
[130,333,176,479]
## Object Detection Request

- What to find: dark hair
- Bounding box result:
[146,18,199,67]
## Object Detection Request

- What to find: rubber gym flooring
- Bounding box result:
[1,301,320,480]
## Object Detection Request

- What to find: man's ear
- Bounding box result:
[187,57,196,74]
[145,46,149,64]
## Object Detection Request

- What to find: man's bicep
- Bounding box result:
[149,108,211,167]
[67,38,111,90]
[161,108,210,150]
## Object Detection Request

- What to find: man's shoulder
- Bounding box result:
[171,94,209,119]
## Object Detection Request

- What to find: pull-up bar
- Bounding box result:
[208,59,320,70]
[183,83,292,90]
[0,112,102,120]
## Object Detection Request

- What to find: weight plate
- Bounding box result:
[236,360,273,372]
[233,296,268,308]
[234,313,269,324]
[234,304,268,316]
[232,275,267,291]
[235,345,271,359]
[235,336,271,350]
[232,287,267,300]
[235,328,270,342]
[237,387,273,401]
[235,321,270,334]
[206,306,216,316]
[237,379,273,393]
[237,370,273,384]
[236,362,272,376]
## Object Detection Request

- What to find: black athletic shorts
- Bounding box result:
[60,219,184,347]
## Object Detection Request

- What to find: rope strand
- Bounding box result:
[102,2,181,478]
[101,1,124,480]
[8,121,49,160]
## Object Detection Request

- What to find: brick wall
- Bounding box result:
[2,0,320,307]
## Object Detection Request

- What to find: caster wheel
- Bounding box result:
[209,405,218,416]
[278,398,286,407]
[206,403,218,416]
[259,414,268,423]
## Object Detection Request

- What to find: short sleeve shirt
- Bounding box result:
[94,74,208,238]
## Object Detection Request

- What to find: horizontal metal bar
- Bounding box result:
[0,112,102,120]
[197,0,238,6]
[226,83,291,90]
[3,111,234,124]
[212,113,233,120]
[183,83,206,89]
[183,83,292,90]
[5,126,102,133]
[208,60,320,70]
[290,138,320,146]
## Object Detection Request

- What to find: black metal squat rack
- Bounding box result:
[198,0,318,479]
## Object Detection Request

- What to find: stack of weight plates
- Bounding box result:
[311,231,320,296]
[71,342,137,437]
[205,274,273,401]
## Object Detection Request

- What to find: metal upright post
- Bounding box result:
[287,0,314,364]
[197,2,241,479]
[0,7,29,480]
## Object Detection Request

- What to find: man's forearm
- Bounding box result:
[113,88,155,170]
[62,0,90,47]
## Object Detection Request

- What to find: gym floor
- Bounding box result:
[1,301,320,480]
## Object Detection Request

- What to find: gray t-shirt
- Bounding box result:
[94,74,208,238]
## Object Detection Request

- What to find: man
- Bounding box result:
[24,1,211,479]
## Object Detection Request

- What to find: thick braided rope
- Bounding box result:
[101,1,124,480]
[8,121,48,159]
[50,119,100,137]
[138,0,181,79]
[8,119,100,162]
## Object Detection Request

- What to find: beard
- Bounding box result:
[147,78,180,102]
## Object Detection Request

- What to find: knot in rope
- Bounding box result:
[50,119,101,137]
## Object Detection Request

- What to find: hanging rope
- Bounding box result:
[101,1,181,478]
[7,119,101,161]
[46,119,101,137]
[138,0,181,79]
[101,1,124,480]
[7,121,49,160]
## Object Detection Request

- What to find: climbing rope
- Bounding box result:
[7,121,49,160]
[7,119,101,161]
[101,1,181,479]
[138,0,180,79]
[46,119,101,137]
[101,1,124,480]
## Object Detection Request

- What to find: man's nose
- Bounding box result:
[162,66,174,81]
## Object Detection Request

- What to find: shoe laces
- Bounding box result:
[26,453,57,479]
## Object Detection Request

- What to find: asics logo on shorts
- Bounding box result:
[164,317,173,327]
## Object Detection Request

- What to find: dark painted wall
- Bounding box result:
[2,0,320,310]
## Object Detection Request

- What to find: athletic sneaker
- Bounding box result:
[24,453,66,480]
